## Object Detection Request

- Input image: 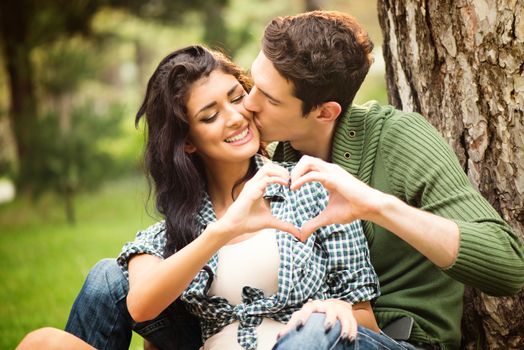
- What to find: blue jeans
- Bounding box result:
[273,313,417,350]
[65,259,202,350]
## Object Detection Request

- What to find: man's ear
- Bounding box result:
[184,141,197,154]
[315,102,342,123]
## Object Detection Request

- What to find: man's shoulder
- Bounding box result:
[346,101,412,125]
[343,101,431,138]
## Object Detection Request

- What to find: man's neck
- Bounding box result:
[290,123,336,161]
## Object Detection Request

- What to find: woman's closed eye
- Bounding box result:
[201,112,218,123]
[200,92,245,123]
[231,93,246,104]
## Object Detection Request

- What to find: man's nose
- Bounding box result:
[243,88,260,112]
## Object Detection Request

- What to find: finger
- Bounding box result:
[244,175,290,199]
[347,311,357,341]
[268,218,301,237]
[263,176,291,187]
[289,171,328,191]
[258,163,291,178]
[298,215,333,242]
[290,156,329,182]
[277,307,310,338]
[335,305,353,340]
[323,303,339,331]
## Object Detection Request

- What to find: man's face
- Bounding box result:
[244,51,313,143]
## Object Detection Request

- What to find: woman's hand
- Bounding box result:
[217,163,300,240]
[277,299,357,341]
[290,155,386,241]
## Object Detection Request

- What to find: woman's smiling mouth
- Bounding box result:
[225,127,250,143]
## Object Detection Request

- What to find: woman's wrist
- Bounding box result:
[202,220,233,247]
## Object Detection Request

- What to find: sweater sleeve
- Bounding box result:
[379,112,524,296]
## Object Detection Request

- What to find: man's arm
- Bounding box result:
[378,112,524,295]
[290,157,460,267]
[291,141,524,296]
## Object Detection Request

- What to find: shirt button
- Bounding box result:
[348,129,357,138]
[344,152,352,159]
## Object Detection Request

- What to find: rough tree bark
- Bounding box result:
[377,0,524,348]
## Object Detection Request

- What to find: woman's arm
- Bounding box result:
[127,163,299,322]
[127,221,231,322]
[352,301,379,332]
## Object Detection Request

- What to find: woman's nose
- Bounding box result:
[226,106,245,127]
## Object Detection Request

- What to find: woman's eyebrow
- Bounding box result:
[195,83,240,116]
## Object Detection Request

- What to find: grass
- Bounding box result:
[0,176,158,349]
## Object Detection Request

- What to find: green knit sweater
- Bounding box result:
[274,101,524,349]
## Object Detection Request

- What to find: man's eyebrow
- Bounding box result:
[257,86,282,104]
[248,67,282,104]
[196,83,240,116]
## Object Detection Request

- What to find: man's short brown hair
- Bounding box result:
[262,10,374,116]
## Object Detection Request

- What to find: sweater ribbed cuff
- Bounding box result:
[444,220,524,296]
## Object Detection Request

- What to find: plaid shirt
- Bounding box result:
[117,155,379,350]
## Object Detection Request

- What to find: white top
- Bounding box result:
[203,229,284,350]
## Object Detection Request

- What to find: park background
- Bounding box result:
[0,1,387,349]
[2,0,524,349]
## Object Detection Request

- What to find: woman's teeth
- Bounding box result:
[225,128,249,143]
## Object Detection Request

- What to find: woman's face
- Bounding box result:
[185,69,260,164]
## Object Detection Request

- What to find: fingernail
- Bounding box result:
[340,332,348,339]
[276,333,281,340]
[295,321,303,331]
[324,321,333,332]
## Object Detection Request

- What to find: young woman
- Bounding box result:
[17,45,381,350]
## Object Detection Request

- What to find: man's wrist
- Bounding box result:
[363,190,397,223]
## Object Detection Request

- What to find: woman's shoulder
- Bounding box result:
[139,220,166,236]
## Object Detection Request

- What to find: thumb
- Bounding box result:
[268,218,301,237]
[299,215,332,242]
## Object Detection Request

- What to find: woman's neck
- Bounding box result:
[204,159,251,218]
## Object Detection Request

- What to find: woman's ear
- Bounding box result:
[184,141,197,154]
[316,102,342,123]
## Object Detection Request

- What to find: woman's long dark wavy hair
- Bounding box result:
[135,45,253,257]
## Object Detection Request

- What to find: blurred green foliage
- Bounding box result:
[0,177,156,349]
[30,103,126,223]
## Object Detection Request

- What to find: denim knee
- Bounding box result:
[273,312,342,350]
[65,259,133,349]
[85,258,129,304]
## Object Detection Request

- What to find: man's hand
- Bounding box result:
[290,155,385,241]
[290,155,460,268]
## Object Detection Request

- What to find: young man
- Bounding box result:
[243,10,524,350]
[63,11,524,350]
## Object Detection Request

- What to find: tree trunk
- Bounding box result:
[377,0,524,348]
[0,0,38,193]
